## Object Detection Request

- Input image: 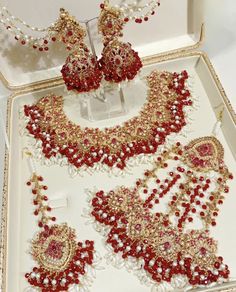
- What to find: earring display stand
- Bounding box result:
[79,18,128,122]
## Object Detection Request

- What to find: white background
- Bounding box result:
[0,0,236,225]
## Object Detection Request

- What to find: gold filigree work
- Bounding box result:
[24,70,192,170]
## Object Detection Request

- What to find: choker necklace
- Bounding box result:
[23,70,193,174]
[87,136,233,290]
[24,171,99,292]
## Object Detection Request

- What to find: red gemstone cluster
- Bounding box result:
[91,187,230,287]
[25,174,94,291]
[99,40,143,83]
[25,225,94,292]
[61,45,103,93]
[24,70,192,171]
[98,2,143,83]
[90,137,233,287]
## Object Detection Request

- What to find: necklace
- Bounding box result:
[88,136,233,289]
[23,70,193,173]
[24,172,100,292]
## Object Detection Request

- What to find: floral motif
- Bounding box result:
[91,187,230,287]
[90,137,233,288]
[98,3,124,42]
[23,70,192,171]
[99,40,143,83]
[61,44,102,93]
[26,224,94,292]
[183,136,224,172]
[25,175,95,292]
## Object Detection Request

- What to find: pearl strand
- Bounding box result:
[0,4,56,49]
[116,0,161,23]
[0,5,50,32]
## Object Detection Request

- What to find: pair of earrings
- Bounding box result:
[60,2,143,93]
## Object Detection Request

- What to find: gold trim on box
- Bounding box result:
[1,49,236,292]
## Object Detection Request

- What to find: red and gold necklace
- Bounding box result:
[88,136,233,290]
[23,70,193,173]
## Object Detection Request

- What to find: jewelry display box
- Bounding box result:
[0,0,236,291]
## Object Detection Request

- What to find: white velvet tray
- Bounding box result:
[1,51,236,292]
[0,0,203,89]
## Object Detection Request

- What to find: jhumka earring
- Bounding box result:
[58,9,103,93]
[24,173,97,291]
[98,1,143,83]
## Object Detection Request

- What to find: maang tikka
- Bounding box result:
[24,157,100,291]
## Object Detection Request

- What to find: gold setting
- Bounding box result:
[27,70,185,152]
[31,223,77,273]
[1,34,236,291]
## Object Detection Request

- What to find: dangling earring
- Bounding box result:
[98,1,143,83]
[58,9,102,93]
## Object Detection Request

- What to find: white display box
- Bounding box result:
[1,1,236,292]
[0,0,203,89]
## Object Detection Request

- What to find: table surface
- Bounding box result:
[0,0,236,219]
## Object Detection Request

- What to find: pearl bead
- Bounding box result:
[43,278,49,284]
[136,246,142,252]
[157,267,162,273]
[61,278,67,284]
[51,279,57,285]
[220,264,226,270]
[149,260,155,266]
[36,273,40,279]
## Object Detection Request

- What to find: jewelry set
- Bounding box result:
[0,1,234,291]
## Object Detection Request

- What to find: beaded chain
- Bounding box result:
[90,136,234,288]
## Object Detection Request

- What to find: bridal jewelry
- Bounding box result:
[25,173,95,291]
[98,1,143,82]
[100,0,161,24]
[0,7,87,51]
[0,1,161,48]
[59,10,103,93]
[23,70,192,173]
[88,136,233,289]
